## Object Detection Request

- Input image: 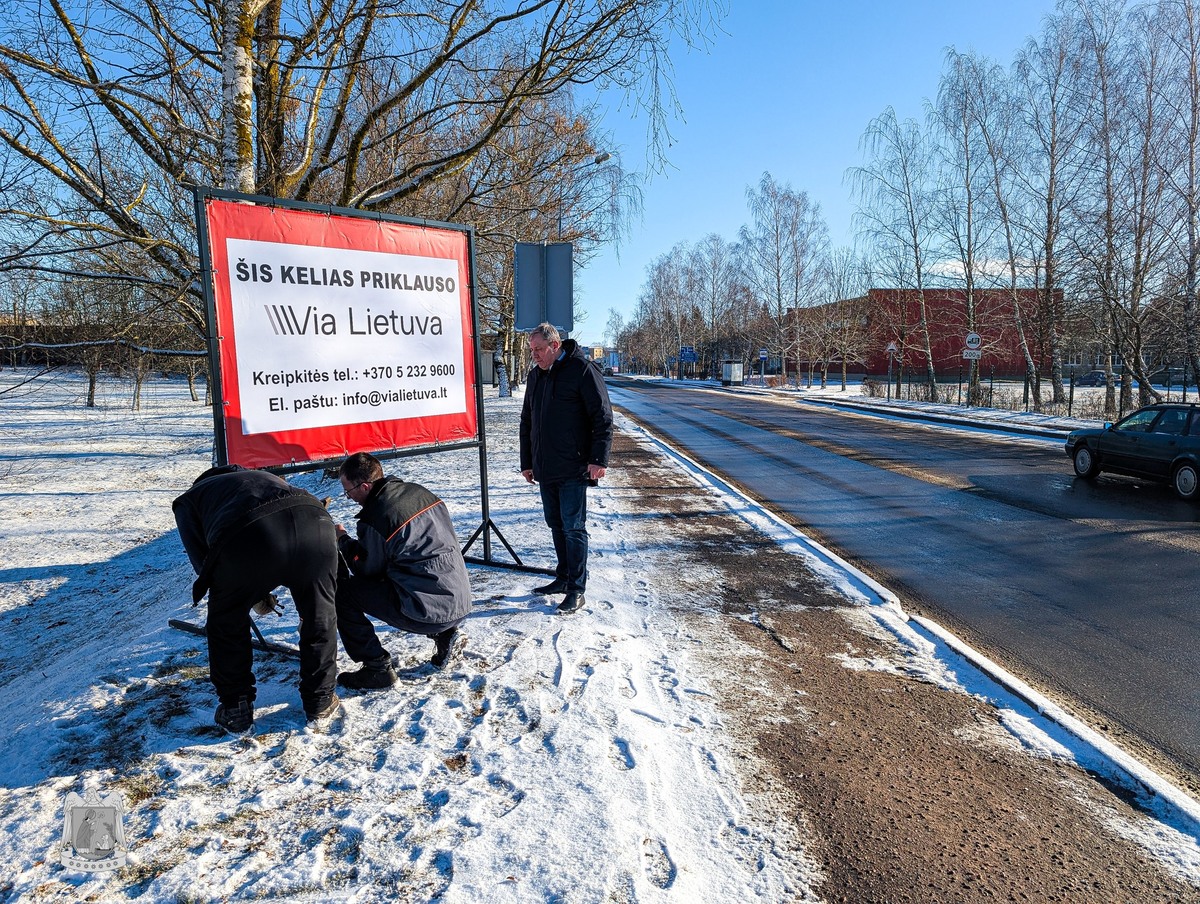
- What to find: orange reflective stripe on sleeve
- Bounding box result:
[384,501,442,542]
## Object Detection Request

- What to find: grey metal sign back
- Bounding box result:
[514,242,573,331]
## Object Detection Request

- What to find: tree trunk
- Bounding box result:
[223,0,259,192]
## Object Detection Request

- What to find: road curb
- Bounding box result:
[907,613,1200,834]
[797,395,1073,439]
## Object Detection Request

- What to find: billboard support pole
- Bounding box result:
[193,186,229,467]
[469,226,493,564]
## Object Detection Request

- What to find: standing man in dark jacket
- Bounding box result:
[173,465,340,733]
[519,322,613,614]
[334,452,472,687]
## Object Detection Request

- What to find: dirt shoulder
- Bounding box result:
[607,426,1199,903]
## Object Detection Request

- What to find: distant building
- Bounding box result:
[580,345,619,369]
[863,287,1056,376]
[791,287,1065,379]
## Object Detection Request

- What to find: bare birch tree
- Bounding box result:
[931,49,998,405]
[635,243,690,377]
[822,246,873,389]
[687,233,740,376]
[850,108,940,400]
[1063,0,1175,414]
[739,171,829,385]
[1012,12,1092,406]
[1153,0,1200,385]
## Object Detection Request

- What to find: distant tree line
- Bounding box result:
[608,174,880,388]
[615,0,1200,418]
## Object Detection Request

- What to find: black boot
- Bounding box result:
[431,627,464,670]
[557,592,586,614]
[337,657,397,690]
[215,696,254,733]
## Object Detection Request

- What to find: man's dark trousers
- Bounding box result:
[335,576,462,664]
[539,477,589,593]
[206,505,338,711]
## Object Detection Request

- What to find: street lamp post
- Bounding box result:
[554,151,609,237]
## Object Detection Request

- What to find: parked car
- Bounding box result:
[602,366,614,376]
[1065,403,1200,499]
[1072,370,1109,387]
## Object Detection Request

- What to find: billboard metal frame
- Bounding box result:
[192,186,541,571]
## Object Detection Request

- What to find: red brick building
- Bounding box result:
[793,287,1062,379]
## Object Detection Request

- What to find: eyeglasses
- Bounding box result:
[342,481,368,498]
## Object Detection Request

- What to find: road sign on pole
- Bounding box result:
[886,342,898,401]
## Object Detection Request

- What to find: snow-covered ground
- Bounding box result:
[0,370,821,902]
[0,368,1198,902]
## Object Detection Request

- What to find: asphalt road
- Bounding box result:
[608,379,1200,783]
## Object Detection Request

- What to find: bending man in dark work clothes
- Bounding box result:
[173,465,340,732]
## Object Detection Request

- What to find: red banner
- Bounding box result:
[203,199,478,469]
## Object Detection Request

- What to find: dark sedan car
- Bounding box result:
[1072,370,1109,387]
[1065,403,1200,499]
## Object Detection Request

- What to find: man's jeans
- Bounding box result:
[539,478,589,593]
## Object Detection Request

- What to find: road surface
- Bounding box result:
[610,379,1200,783]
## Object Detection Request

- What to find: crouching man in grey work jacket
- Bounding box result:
[334,451,472,688]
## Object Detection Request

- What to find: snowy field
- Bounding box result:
[1,368,1199,902]
[0,370,821,902]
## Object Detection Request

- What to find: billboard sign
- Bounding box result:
[198,193,478,469]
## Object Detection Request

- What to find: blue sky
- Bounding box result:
[573,0,1061,345]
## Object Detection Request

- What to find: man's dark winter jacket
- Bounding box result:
[519,339,613,482]
[338,476,472,625]
[172,465,328,603]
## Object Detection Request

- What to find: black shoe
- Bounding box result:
[431,628,465,670]
[533,579,569,595]
[306,693,341,724]
[557,592,585,614]
[215,696,253,734]
[337,663,398,690]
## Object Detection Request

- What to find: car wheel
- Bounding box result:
[1073,445,1100,479]
[1173,462,1200,500]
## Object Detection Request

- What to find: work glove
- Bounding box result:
[252,592,283,617]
